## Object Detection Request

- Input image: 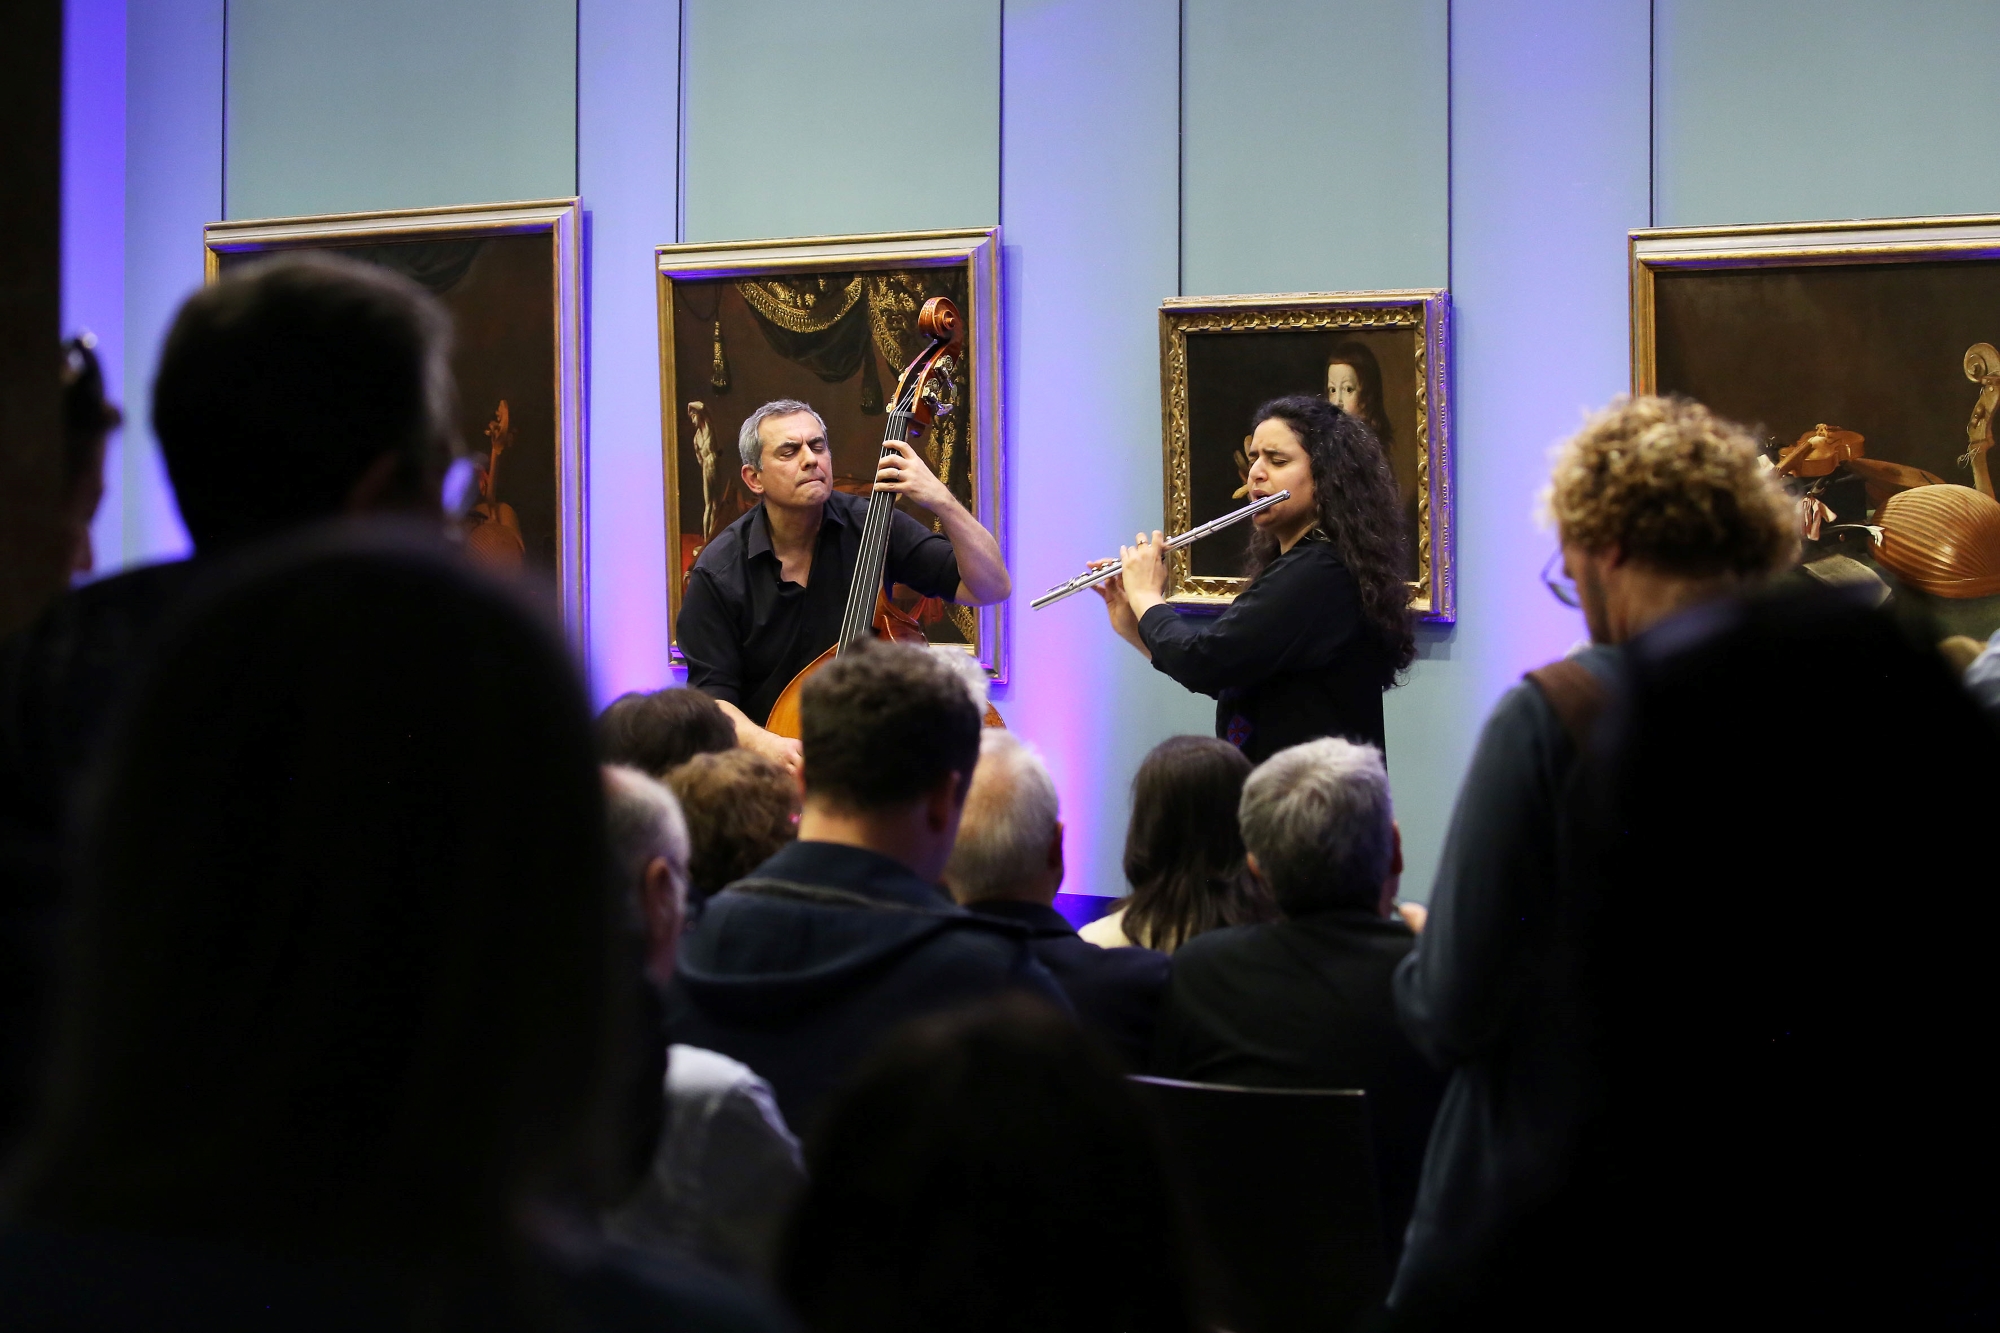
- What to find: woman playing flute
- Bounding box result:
[1094,395,1414,760]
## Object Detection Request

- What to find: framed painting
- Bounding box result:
[655,227,1006,679]
[1633,215,2000,638]
[204,198,585,646]
[1158,290,1454,622]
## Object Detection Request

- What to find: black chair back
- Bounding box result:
[1131,1076,1387,1333]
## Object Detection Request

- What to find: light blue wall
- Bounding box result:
[224,0,577,219]
[680,0,1000,242]
[579,0,682,701]
[1655,0,2000,226]
[999,0,1191,901]
[86,0,1992,900]
[1181,0,1449,296]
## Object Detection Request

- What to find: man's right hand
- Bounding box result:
[717,698,802,778]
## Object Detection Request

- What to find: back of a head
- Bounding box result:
[1541,394,1797,577]
[153,253,454,551]
[943,731,1060,906]
[1238,739,1394,915]
[782,997,1199,1333]
[800,639,981,811]
[1562,589,2000,1321]
[16,531,620,1280]
[604,765,690,905]
[665,748,799,903]
[1122,736,1273,951]
[598,687,735,777]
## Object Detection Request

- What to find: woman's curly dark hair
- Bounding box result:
[1246,395,1415,679]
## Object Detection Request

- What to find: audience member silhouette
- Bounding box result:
[1080,736,1276,952]
[1435,590,2000,1328]
[0,533,780,1333]
[1150,738,1443,1261]
[781,997,1201,1333]
[1388,396,1798,1324]
[0,253,456,1159]
[944,731,1170,1070]
[666,749,800,912]
[599,687,737,777]
[601,766,804,1285]
[663,638,1064,1134]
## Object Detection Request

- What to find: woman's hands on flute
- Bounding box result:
[1089,531,1169,660]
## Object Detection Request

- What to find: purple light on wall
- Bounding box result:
[65,0,127,575]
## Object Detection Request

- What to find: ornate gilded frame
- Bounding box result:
[1631,213,2000,391]
[1159,290,1454,621]
[655,227,1006,680]
[203,198,587,650]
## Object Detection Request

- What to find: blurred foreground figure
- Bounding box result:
[601,766,805,1285]
[944,730,1169,1071]
[0,535,781,1333]
[1389,396,1797,1325]
[0,256,457,1153]
[782,998,1201,1333]
[1483,592,2000,1328]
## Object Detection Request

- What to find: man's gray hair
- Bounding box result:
[943,731,1059,905]
[737,399,827,471]
[1238,738,1394,914]
[604,765,690,913]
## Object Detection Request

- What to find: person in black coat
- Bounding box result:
[1150,737,1442,1262]
[663,641,1066,1136]
[943,731,1170,1070]
[1091,395,1415,761]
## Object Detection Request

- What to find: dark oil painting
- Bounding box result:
[217,234,558,578]
[669,265,978,647]
[1181,325,1422,582]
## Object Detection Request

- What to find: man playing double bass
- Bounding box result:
[676,398,1011,773]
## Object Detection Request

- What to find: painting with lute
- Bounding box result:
[764,296,1004,737]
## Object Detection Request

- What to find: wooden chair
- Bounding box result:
[1130,1076,1388,1333]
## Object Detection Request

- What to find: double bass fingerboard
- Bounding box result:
[834,407,918,655]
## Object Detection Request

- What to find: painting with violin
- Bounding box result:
[656,228,1006,678]
[1634,217,2000,641]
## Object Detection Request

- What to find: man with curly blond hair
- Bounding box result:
[1387,396,1796,1326]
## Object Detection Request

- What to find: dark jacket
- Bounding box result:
[1150,908,1444,1259]
[963,899,1170,1071]
[663,842,1068,1135]
[1388,645,1621,1320]
[1138,535,1390,761]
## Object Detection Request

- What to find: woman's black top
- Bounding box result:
[1137,535,1390,762]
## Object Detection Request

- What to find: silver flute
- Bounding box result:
[1029,490,1292,610]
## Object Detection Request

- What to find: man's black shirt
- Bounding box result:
[676,494,961,726]
[964,899,1170,1071]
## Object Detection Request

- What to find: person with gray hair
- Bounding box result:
[1150,738,1444,1264]
[674,397,1011,777]
[944,732,1170,1070]
[599,766,806,1286]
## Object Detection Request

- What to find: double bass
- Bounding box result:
[764,296,1000,737]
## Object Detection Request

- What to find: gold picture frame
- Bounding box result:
[655,227,1006,679]
[1158,290,1454,621]
[204,198,587,649]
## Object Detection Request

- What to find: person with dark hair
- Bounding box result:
[1424,593,2000,1329]
[663,639,1064,1134]
[1150,738,1443,1261]
[0,533,781,1332]
[0,254,458,1157]
[781,997,1202,1333]
[1388,397,1800,1325]
[598,686,737,776]
[1324,341,1393,450]
[59,334,122,579]
[675,399,1011,775]
[600,767,804,1287]
[942,731,1170,1070]
[666,749,801,910]
[1079,736,1275,953]
[1094,394,1413,760]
